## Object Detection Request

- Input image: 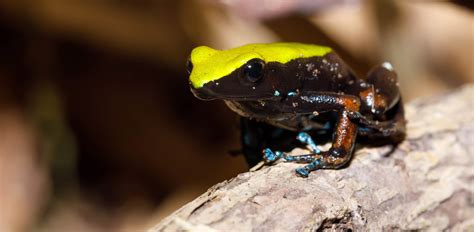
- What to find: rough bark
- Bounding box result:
[150,85,474,231]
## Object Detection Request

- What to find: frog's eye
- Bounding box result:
[243,59,264,83]
[186,58,193,74]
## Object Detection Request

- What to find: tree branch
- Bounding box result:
[150,85,474,231]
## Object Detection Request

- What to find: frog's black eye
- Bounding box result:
[186,58,193,74]
[243,59,264,83]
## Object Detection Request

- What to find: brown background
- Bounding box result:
[0,0,472,231]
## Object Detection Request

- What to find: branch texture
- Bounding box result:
[151,85,474,231]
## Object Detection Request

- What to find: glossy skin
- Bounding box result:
[188,43,406,177]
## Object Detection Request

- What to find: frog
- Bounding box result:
[186,42,406,177]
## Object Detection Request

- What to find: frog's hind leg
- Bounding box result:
[351,96,406,143]
[361,62,401,117]
[355,62,406,142]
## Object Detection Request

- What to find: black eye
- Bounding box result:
[243,59,264,83]
[186,58,193,74]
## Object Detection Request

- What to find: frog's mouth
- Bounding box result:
[190,81,279,101]
[190,85,218,100]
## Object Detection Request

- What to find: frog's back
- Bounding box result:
[288,50,360,94]
[233,43,333,62]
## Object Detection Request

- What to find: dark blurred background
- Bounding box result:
[0,0,472,231]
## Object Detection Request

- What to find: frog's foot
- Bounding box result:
[263,132,320,164]
[283,154,317,163]
[263,149,326,177]
[294,158,323,177]
[263,148,316,163]
[263,148,351,177]
[294,149,352,177]
[263,148,284,163]
[296,132,321,154]
[266,152,324,177]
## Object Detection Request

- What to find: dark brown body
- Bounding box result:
[191,51,406,176]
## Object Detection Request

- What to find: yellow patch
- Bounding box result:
[189,43,332,88]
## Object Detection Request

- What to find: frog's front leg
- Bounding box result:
[294,110,358,177]
[282,93,360,177]
[263,132,320,163]
[296,132,321,154]
[263,148,318,164]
